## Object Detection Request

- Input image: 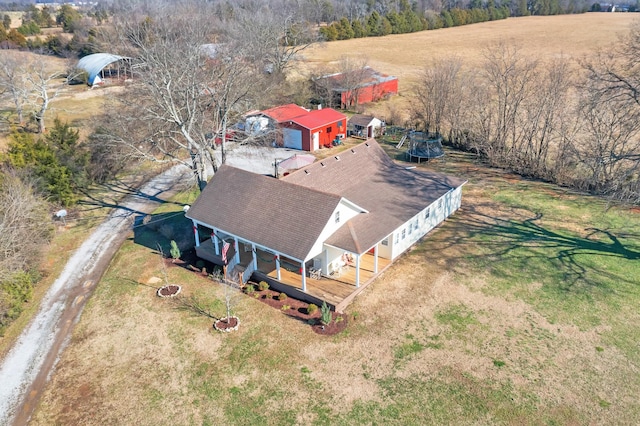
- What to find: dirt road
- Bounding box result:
[0,164,192,426]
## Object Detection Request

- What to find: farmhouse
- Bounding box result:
[315,67,399,109]
[245,104,347,151]
[186,139,466,311]
[348,114,385,139]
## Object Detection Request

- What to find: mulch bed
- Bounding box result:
[168,251,348,335]
[246,285,348,336]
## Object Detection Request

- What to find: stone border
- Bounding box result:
[157,285,182,298]
[214,316,240,333]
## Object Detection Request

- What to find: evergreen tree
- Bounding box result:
[337,17,354,39]
[351,19,366,38]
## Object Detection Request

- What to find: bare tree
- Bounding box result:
[0,170,53,282]
[223,1,319,76]
[412,57,463,135]
[98,5,258,189]
[581,21,640,108]
[28,59,65,134]
[0,51,31,126]
[571,87,640,200]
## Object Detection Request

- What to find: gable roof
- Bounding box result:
[186,165,342,261]
[283,139,466,253]
[260,104,309,123]
[290,108,347,130]
[348,114,379,127]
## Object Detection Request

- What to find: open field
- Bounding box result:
[29,137,640,424]
[301,14,640,88]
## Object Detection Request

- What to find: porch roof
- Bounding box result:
[186,165,341,261]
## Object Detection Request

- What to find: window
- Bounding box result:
[395,233,399,245]
[381,238,388,246]
[438,199,443,209]
[401,229,406,240]
[425,208,430,219]
[335,211,340,223]
[327,126,332,133]
[408,222,413,234]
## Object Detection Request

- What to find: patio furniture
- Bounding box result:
[309,268,322,280]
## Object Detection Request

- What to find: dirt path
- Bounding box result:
[0,164,192,426]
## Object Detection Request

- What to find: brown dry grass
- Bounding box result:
[302,14,639,87]
[29,146,640,425]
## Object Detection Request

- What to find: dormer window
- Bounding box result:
[335,211,340,223]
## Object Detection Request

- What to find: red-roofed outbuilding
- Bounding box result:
[246,105,347,151]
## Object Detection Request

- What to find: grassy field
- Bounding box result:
[29,137,640,424]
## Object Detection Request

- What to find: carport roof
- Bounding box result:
[77,53,127,85]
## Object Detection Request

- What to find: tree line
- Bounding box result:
[411,27,640,204]
[320,2,510,41]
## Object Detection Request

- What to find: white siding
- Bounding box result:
[305,198,363,263]
[390,187,463,260]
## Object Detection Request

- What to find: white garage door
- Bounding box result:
[283,128,302,150]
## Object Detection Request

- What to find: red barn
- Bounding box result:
[315,67,399,109]
[283,108,347,151]
[246,104,347,151]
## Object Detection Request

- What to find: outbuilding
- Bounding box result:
[315,67,399,109]
[348,114,384,139]
[245,104,347,151]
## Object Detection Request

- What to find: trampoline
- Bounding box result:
[406,131,444,163]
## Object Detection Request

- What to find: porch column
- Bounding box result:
[355,254,361,288]
[252,243,257,270]
[234,237,240,263]
[374,245,379,273]
[212,229,219,255]
[275,255,281,281]
[301,263,307,292]
[192,220,200,247]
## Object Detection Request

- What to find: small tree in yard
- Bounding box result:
[169,240,180,262]
[320,301,332,326]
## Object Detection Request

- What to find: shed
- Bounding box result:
[284,108,347,151]
[246,104,346,151]
[348,114,384,139]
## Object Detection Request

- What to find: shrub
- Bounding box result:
[258,281,269,291]
[321,301,332,325]
[281,304,291,311]
[307,304,318,315]
[245,284,255,295]
[169,240,181,261]
[265,293,273,299]
[277,292,288,301]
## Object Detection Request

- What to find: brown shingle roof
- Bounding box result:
[283,139,466,253]
[186,165,342,261]
[348,114,377,127]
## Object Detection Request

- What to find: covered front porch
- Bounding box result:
[258,251,391,312]
[192,230,392,312]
